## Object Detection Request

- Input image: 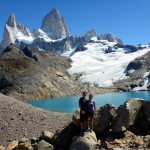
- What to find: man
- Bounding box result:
[79,91,87,131]
[86,94,96,131]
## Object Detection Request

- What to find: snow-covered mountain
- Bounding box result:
[0,9,123,54]
[0,8,70,51]
[63,37,150,90]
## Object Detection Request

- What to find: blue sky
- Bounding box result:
[0,0,150,45]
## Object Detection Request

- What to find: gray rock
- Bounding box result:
[140,101,150,134]
[51,123,80,148]
[61,17,69,37]
[72,109,80,127]
[70,131,99,150]
[41,8,69,39]
[19,137,29,143]
[1,14,18,49]
[142,101,150,123]
[17,23,32,37]
[112,98,144,133]
[75,45,87,52]
[84,29,97,41]
[99,33,123,45]
[37,140,53,150]
[42,131,54,143]
[124,45,138,53]
[94,104,116,135]
[0,146,5,150]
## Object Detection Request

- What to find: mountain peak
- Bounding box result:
[99,33,123,45]
[7,13,17,28]
[41,8,69,39]
[51,8,59,14]
[84,29,97,41]
[0,14,18,49]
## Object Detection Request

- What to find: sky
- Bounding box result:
[0,0,150,45]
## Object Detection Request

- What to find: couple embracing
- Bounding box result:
[79,91,96,132]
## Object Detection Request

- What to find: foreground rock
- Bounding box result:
[70,131,99,150]
[112,98,144,133]
[51,123,80,148]
[94,104,116,135]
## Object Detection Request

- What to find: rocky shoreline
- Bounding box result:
[0,93,150,149]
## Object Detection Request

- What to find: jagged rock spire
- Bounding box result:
[1,14,18,49]
[99,33,123,45]
[41,8,69,39]
[84,29,97,41]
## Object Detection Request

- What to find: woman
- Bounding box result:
[86,94,96,131]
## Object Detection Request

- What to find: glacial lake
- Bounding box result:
[27,91,150,113]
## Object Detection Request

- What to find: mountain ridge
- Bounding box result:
[0,8,123,54]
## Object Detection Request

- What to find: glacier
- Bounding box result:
[64,37,150,87]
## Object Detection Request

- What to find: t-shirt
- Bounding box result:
[86,101,95,112]
[79,97,87,112]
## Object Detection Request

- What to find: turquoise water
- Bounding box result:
[27,91,150,113]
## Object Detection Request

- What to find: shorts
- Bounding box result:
[80,113,86,123]
[85,111,94,120]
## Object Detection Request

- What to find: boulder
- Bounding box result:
[70,131,99,150]
[6,140,18,150]
[37,140,53,150]
[142,101,150,123]
[0,146,5,150]
[94,104,116,135]
[51,123,80,148]
[42,131,54,143]
[72,109,80,127]
[18,138,33,150]
[112,98,144,133]
[139,101,150,134]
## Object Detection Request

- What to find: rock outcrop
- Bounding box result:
[70,131,99,150]
[94,104,116,135]
[113,51,150,91]
[51,123,80,148]
[84,29,97,41]
[99,33,123,45]
[41,8,69,39]
[0,44,85,101]
[112,99,144,133]
[1,14,18,49]
[17,23,32,37]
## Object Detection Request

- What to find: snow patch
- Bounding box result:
[16,31,34,44]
